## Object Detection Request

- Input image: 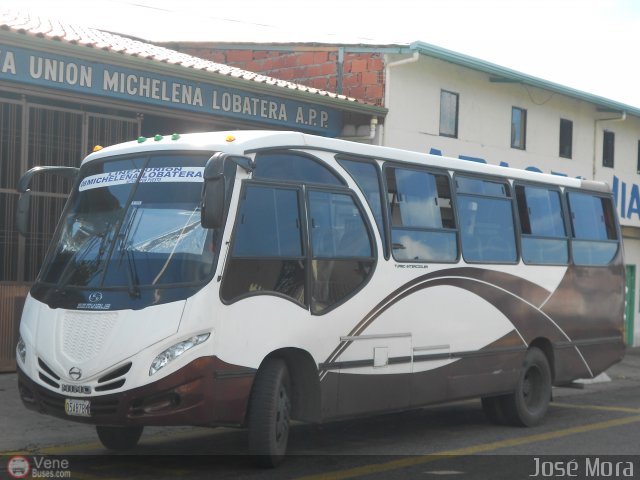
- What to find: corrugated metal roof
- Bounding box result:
[0,8,386,113]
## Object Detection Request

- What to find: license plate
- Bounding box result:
[64,398,91,417]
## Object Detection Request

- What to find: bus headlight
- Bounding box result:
[149,333,210,376]
[17,334,26,365]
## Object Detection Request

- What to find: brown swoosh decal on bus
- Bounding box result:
[319,267,580,378]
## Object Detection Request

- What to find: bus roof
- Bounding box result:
[84,130,605,193]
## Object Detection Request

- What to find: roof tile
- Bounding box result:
[0,8,369,106]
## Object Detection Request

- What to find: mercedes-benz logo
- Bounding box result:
[69,367,82,381]
[88,292,103,303]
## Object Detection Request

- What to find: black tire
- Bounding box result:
[96,425,143,451]
[481,395,508,425]
[502,347,552,427]
[248,358,292,468]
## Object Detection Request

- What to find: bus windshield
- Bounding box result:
[38,153,218,290]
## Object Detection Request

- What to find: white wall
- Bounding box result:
[384,54,640,187]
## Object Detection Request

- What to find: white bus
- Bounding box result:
[16,130,625,466]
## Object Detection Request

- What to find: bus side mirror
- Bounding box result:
[16,191,32,237]
[15,166,79,237]
[201,174,225,229]
[200,152,253,229]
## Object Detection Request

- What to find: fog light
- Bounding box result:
[142,392,180,413]
[149,333,210,376]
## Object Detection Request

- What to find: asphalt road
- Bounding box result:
[2,349,640,479]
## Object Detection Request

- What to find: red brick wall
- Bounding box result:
[174,46,385,106]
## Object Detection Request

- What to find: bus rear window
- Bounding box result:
[567,192,618,265]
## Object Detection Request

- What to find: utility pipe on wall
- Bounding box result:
[382,51,419,145]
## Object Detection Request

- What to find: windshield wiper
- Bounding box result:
[123,247,141,298]
[116,205,142,298]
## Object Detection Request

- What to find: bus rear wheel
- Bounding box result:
[96,425,143,451]
[502,346,552,427]
[248,358,292,468]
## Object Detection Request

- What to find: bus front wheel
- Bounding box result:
[248,358,292,468]
[503,346,552,427]
[96,425,143,451]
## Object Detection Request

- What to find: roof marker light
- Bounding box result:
[226,135,236,142]
[92,145,104,152]
[154,134,163,142]
[137,136,147,143]
[171,133,180,141]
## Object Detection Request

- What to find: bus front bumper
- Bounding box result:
[17,356,256,427]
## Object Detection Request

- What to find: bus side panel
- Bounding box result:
[320,340,524,422]
[320,369,340,419]
[552,347,594,385]
[443,333,525,400]
[542,258,626,382]
[573,342,626,378]
[210,357,256,426]
[333,370,411,418]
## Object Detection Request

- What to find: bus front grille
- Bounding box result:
[37,358,61,389]
[62,311,118,363]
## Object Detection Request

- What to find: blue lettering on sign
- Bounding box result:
[0,45,342,136]
[429,147,572,177]
[458,155,486,164]
[613,176,640,221]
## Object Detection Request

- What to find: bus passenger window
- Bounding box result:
[567,192,618,265]
[308,190,374,314]
[456,176,517,263]
[385,167,457,262]
[338,158,387,255]
[221,185,305,305]
[515,185,568,265]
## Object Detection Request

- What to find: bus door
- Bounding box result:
[306,188,412,415]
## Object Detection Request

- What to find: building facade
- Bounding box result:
[169,40,640,346]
